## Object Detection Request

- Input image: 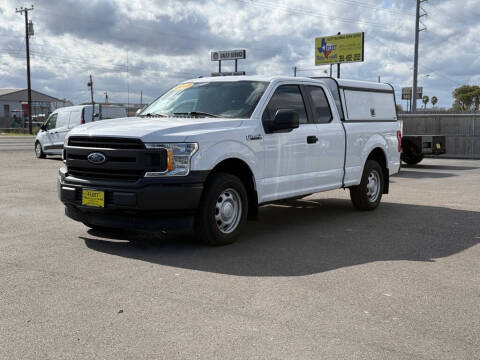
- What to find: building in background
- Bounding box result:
[83,102,144,117]
[0,88,72,128]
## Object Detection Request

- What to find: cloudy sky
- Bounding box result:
[0,0,478,108]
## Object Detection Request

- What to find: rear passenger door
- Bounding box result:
[304,85,345,190]
[261,84,320,201]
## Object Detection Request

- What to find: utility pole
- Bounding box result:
[104,91,108,104]
[16,5,34,134]
[140,90,143,106]
[293,66,297,77]
[337,32,341,79]
[411,0,427,112]
[87,75,94,121]
[88,75,94,105]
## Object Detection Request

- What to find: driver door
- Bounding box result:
[261,84,319,202]
[42,113,57,151]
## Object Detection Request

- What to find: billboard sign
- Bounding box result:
[211,50,246,61]
[401,87,423,100]
[315,32,364,65]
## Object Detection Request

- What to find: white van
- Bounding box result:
[35,104,127,158]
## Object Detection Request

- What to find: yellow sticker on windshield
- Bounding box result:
[173,82,194,91]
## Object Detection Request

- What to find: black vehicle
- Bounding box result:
[401,135,446,165]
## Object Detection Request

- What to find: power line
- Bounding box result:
[235,0,410,29]
[419,65,464,87]
[319,0,416,16]
[0,48,201,89]
[0,44,198,77]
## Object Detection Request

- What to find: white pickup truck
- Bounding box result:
[59,76,401,245]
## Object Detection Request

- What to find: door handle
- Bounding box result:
[307,136,318,144]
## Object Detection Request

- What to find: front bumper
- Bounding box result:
[59,169,208,231]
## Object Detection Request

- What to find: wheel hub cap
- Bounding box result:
[215,188,242,234]
[366,170,380,202]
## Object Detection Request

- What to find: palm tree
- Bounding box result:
[431,96,438,108]
[422,95,429,109]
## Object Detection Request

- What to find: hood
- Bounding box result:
[68,116,245,142]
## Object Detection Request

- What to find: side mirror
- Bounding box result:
[40,124,46,131]
[271,109,299,132]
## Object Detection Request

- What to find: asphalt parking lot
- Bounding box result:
[1,145,479,359]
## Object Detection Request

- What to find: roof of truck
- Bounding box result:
[187,75,393,92]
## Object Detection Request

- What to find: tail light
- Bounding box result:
[397,130,402,152]
[81,115,85,125]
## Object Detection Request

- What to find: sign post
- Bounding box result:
[402,87,423,111]
[211,49,246,76]
[315,32,364,78]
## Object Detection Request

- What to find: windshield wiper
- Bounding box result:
[139,113,168,118]
[173,111,219,118]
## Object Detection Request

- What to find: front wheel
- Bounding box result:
[35,141,46,159]
[349,160,384,211]
[195,173,248,246]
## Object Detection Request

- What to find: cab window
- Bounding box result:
[306,86,332,123]
[262,85,308,128]
[45,113,57,130]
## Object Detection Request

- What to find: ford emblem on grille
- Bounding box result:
[87,152,107,165]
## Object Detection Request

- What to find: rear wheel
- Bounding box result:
[349,160,384,211]
[401,143,424,165]
[401,152,424,165]
[35,141,46,159]
[195,172,248,246]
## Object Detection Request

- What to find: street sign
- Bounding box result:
[211,50,246,61]
[402,87,423,100]
[211,71,246,77]
[315,32,364,65]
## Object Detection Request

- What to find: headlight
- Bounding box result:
[144,142,198,177]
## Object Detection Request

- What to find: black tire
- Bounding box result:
[401,143,424,165]
[195,172,248,246]
[401,152,424,165]
[349,160,384,211]
[35,141,46,159]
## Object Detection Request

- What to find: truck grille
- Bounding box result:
[68,167,145,181]
[68,136,145,150]
[65,136,167,182]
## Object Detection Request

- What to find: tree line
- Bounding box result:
[397,85,480,112]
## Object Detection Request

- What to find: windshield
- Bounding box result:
[140,81,269,119]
